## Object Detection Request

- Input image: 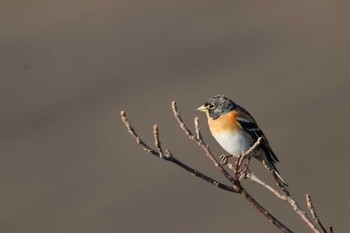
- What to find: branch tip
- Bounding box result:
[165,149,172,159]
[306,194,327,233]
[194,117,202,141]
[172,101,177,110]
[153,124,158,131]
[122,101,331,233]
[120,111,127,121]
[306,194,312,207]
[153,124,163,158]
[329,226,333,233]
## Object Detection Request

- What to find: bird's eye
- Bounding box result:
[208,103,215,110]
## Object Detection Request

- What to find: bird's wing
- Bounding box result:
[235,105,279,163]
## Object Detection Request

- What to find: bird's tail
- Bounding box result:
[258,156,288,187]
[272,168,288,187]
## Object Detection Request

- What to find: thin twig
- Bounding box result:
[166,150,236,192]
[233,137,262,180]
[306,194,328,233]
[192,107,323,233]
[245,170,321,233]
[238,137,263,168]
[194,117,203,142]
[262,161,290,195]
[121,111,158,156]
[153,124,164,158]
[171,101,236,184]
[240,189,293,233]
[121,101,332,233]
[245,172,286,200]
[171,101,293,233]
[120,111,235,192]
[287,197,320,233]
[329,226,333,233]
[122,107,293,232]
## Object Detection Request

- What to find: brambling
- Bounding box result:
[197,94,287,186]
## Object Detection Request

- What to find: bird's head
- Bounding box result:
[197,95,236,120]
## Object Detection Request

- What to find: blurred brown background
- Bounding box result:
[1,0,349,232]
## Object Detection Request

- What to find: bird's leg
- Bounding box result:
[241,157,251,175]
[220,154,232,165]
[235,155,252,180]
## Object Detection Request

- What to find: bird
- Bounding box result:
[197,94,287,186]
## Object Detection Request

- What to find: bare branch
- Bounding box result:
[194,117,203,141]
[329,226,334,233]
[120,111,158,156]
[260,165,321,232]
[306,194,328,233]
[121,101,332,233]
[171,101,235,184]
[233,137,263,180]
[171,101,293,233]
[153,124,164,158]
[171,101,197,141]
[166,150,236,192]
[209,126,327,233]
[238,137,263,167]
[120,111,236,192]
[262,161,290,195]
[246,172,286,200]
[245,169,321,232]
[240,189,292,233]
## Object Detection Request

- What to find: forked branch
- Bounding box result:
[306,194,328,233]
[121,101,332,233]
[121,111,235,192]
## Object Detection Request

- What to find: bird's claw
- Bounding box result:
[242,159,251,173]
[239,158,251,178]
[220,154,232,165]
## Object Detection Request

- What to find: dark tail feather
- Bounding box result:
[258,156,288,187]
[273,168,288,187]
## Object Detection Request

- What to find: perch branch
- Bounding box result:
[245,172,286,200]
[233,137,262,180]
[121,101,332,233]
[306,194,328,233]
[237,137,263,168]
[263,166,321,232]
[171,101,235,183]
[240,168,322,232]
[121,108,292,232]
[171,101,292,233]
[226,159,320,233]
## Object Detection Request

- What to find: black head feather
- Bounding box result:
[203,95,237,119]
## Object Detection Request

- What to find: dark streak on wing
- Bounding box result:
[235,105,280,163]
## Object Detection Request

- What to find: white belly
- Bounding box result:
[212,130,252,157]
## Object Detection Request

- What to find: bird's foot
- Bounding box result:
[242,157,251,174]
[236,157,251,180]
[220,154,232,165]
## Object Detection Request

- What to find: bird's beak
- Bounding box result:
[196,105,207,112]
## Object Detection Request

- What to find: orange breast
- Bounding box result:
[208,111,239,134]
[208,110,254,134]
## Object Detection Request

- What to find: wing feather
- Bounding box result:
[235,106,279,163]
